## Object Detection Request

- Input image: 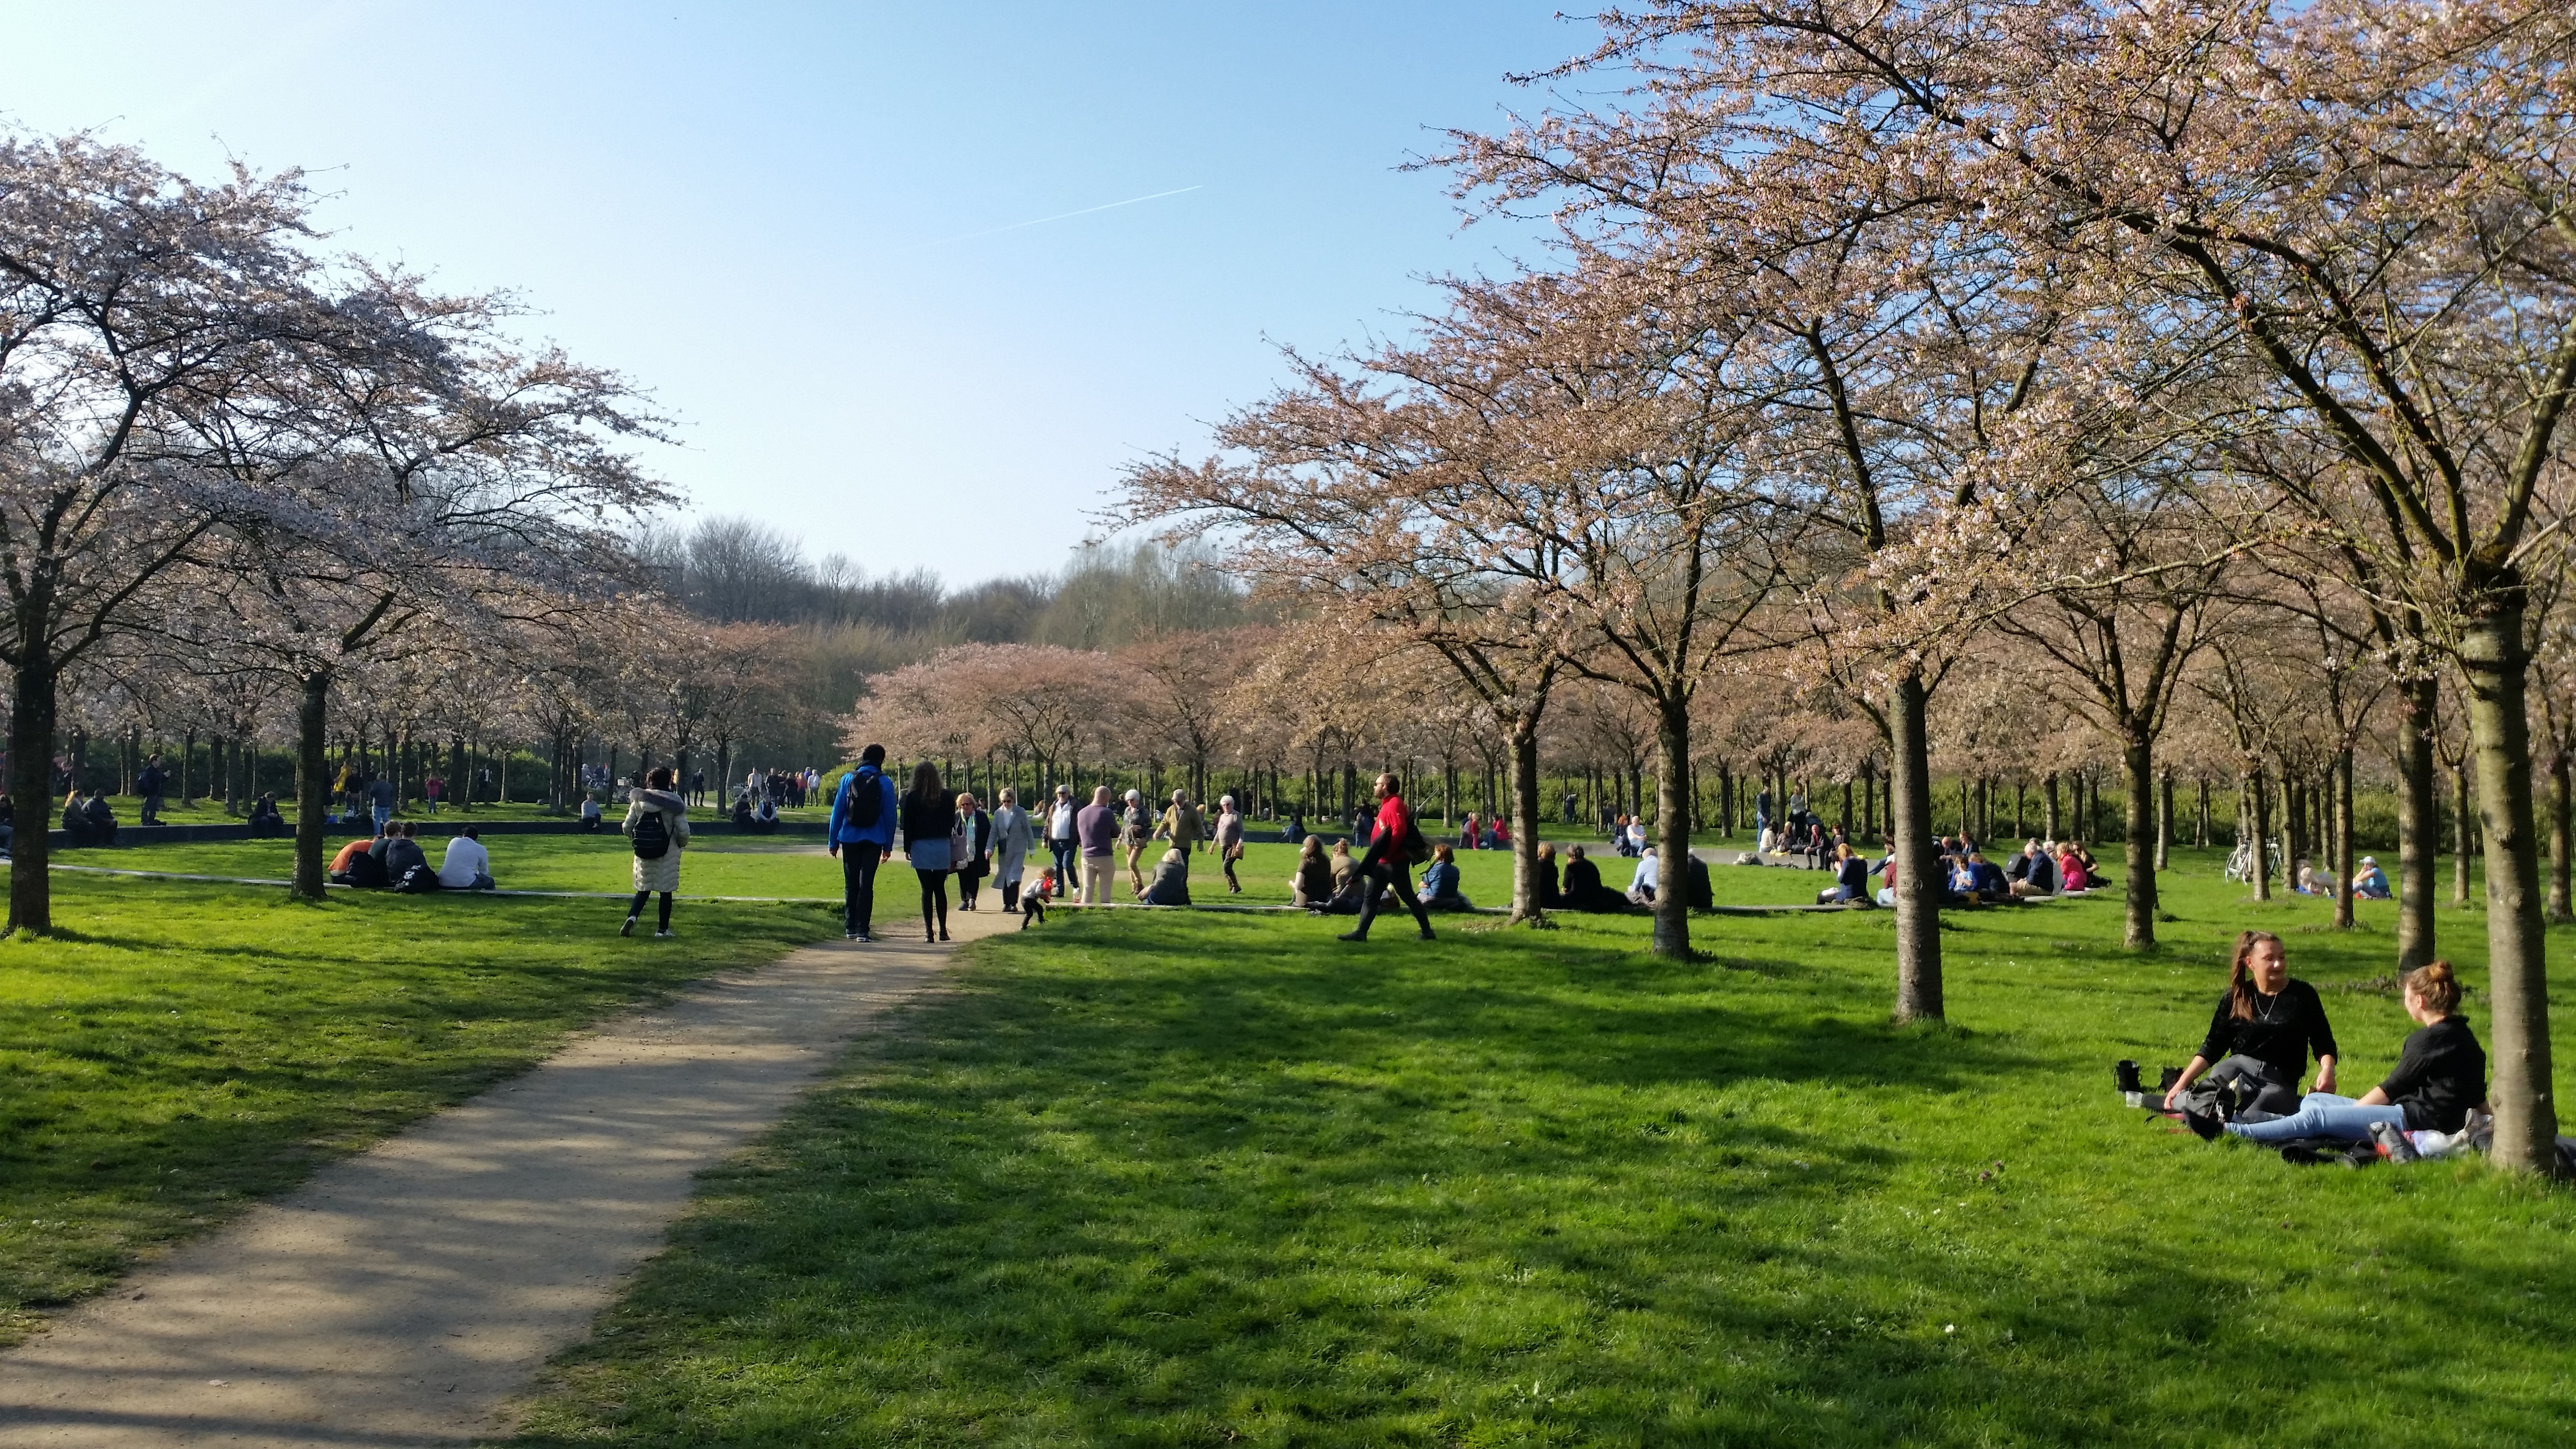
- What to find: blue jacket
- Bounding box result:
[1422,860,1463,902]
[829,766,897,848]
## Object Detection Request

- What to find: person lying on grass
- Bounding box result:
[2162,930,2339,1118]
[1421,843,1472,912]
[2186,960,2486,1152]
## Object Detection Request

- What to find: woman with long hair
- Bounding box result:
[900,761,959,943]
[2190,961,2486,1151]
[620,765,691,938]
[2162,930,2339,1116]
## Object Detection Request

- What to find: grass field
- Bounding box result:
[500,850,2575,1449]
[0,873,844,1342]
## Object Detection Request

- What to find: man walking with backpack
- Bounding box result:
[829,744,899,942]
[1340,772,1435,943]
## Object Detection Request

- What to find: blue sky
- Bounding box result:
[1,1,1586,583]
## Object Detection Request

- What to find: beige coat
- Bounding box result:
[623,789,691,893]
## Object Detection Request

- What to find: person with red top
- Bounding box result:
[1339,772,1435,943]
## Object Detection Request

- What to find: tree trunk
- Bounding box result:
[7,657,58,934]
[2459,604,2560,1173]
[2334,747,2356,931]
[1650,698,1693,959]
[2044,773,2061,839]
[2121,735,2158,949]
[2548,746,2572,926]
[1888,670,1942,1022]
[2452,765,2473,906]
[2196,774,2210,848]
[1508,716,1545,925]
[2394,677,2438,970]
[2247,769,2271,901]
[292,670,332,902]
[2156,769,2174,871]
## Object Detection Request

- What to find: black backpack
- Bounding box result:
[845,769,884,830]
[632,808,671,860]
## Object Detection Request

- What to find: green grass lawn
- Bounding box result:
[0,873,843,1342]
[504,851,2573,1448]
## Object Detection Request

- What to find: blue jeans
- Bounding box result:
[372,805,391,834]
[2224,1093,2404,1144]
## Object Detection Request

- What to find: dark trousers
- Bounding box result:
[1049,838,1078,888]
[627,890,673,930]
[1352,860,1432,938]
[841,843,883,935]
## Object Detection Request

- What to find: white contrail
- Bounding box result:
[950,185,1203,241]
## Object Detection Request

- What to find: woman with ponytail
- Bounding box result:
[2162,931,2339,1117]
[2190,960,2486,1148]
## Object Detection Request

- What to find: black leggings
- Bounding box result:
[1352,860,1432,938]
[628,890,673,931]
[920,870,950,938]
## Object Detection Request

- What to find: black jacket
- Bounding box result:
[900,793,958,847]
[2378,1015,2486,1132]
[2198,980,2338,1084]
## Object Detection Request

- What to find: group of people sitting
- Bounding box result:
[57,789,118,848]
[325,821,495,892]
[2150,931,2488,1164]
[729,790,784,832]
[1801,834,2109,907]
[2294,854,2392,899]
[1453,811,1514,852]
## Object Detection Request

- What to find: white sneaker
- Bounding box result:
[654,929,675,938]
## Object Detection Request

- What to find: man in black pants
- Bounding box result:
[828,744,898,942]
[1341,771,1434,943]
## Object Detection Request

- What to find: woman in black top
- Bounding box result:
[1534,841,1562,909]
[2163,931,2339,1116]
[899,762,959,943]
[2202,961,2486,1146]
[1558,844,1631,913]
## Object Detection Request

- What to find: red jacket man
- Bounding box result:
[1342,772,1434,942]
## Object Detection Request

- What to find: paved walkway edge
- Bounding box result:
[0,908,1014,1448]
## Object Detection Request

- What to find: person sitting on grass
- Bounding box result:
[1139,846,1193,906]
[2352,856,2392,900]
[1489,817,1512,851]
[328,834,387,888]
[579,792,604,833]
[1559,843,1632,913]
[1458,811,1478,850]
[437,824,495,891]
[730,791,754,829]
[249,792,286,836]
[79,789,117,847]
[1291,835,1335,908]
[59,790,91,848]
[754,796,780,833]
[384,821,432,889]
[2162,930,2338,1119]
[1628,845,1660,905]
[1421,843,1472,911]
[1967,851,2011,901]
[1328,837,1357,896]
[2009,840,2060,897]
[2185,960,2483,1154]
[1534,839,1562,909]
[1817,842,1872,904]
[2057,842,2091,892]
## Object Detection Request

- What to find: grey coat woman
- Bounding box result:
[991,793,1033,889]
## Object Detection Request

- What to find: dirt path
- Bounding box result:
[0,900,1020,1447]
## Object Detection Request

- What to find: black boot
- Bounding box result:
[2114,1060,2144,1095]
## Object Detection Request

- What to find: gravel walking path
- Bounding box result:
[0,902,1018,1447]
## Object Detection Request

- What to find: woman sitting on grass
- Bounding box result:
[2162,931,2338,1118]
[1291,836,1334,908]
[2191,961,2484,1153]
[1140,847,1192,906]
[1329,838,1357,895]
[1534,840,1562,909]
[1421,843,1472,911]
[1816,843,1871,904]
